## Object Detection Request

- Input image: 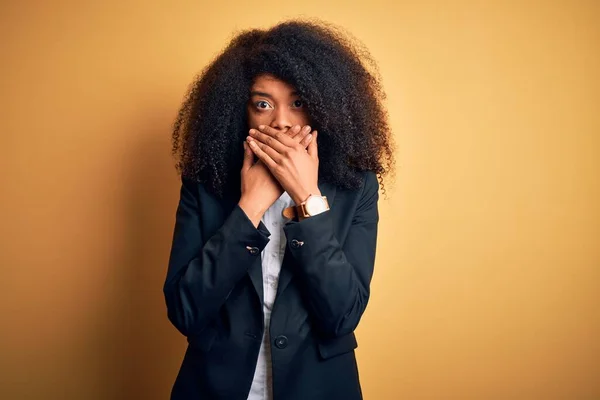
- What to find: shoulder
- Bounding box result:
[349,170,379,218]
[180,175,213,198]
[360,170,380,200]
[180,175,198,192]
[334,170,379,207]
[362,170,379,190]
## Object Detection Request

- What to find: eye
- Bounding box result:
[255,100,272,110]
[292,99,304,108]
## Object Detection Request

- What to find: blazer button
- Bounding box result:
[274,335,288,349]
[290,239,304,249]
[246,246,260,255]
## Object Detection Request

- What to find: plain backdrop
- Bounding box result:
[1,1,598,399]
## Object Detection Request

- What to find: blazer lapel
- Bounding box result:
[276,179,337,298]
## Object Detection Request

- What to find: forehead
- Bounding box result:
[251,74,297,95]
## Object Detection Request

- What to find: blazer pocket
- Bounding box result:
[187,326,218,352]
[317,332,358,360]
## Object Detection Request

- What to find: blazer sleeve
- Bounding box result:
[282,170,379,338]
[163,176,271,337]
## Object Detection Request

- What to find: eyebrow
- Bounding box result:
[250,90,299,99]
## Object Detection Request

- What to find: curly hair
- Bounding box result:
[172,18,396,199]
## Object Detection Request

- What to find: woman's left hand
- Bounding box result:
[246,124,321,205]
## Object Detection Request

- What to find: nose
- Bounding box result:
[269,106,293,132]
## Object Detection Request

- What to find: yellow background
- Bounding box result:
[1,1,598,399]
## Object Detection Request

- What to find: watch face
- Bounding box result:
[305,195,327,215]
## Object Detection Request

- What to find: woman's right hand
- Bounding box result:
[239,125,313,227]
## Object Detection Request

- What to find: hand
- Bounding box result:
[246,124,320,205]
[239,126,313,227]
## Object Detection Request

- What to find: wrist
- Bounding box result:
[238,197,266,227]
[285,192,329,221]
[291,186,321,205]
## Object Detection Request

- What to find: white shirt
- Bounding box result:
[247,191,295,400]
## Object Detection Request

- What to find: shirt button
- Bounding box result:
[246,246,260,255]
[290,239,304,249]
[274,335,288,349]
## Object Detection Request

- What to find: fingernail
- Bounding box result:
[304,125,311,132]
[307,134,313,140]
[258,125,265,130]
[249,129,255,135]
[293,125,301,133]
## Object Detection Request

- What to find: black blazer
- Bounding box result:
[164,170,379,400]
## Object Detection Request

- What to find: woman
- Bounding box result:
[164,19,395,400]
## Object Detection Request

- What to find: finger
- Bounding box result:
[247,136,282,163]
[257,124,297,148]
[299,132,313,149]
[292,125,312,145]
[241,141,253,173]
[247,138,279,169]
[307,130,318,159]
[249,128,288,153]
[289,125,304,139]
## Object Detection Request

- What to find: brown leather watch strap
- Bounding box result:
[282,206,297,220]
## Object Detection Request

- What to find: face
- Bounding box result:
[247,74,311,132]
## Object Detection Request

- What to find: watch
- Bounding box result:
[282,194,330,221]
